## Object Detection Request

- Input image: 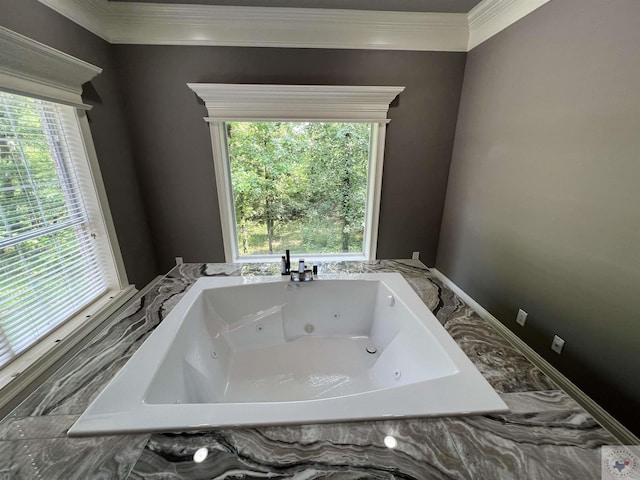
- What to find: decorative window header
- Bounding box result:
[187,82,403,262]
[0,27,102,109]
[187,84,404,123]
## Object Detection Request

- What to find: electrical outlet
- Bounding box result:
[175,256,184,265]
[515,309,528,327]
[551,335,565,354]
[412,251,420,260]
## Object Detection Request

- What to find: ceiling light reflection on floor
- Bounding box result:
[193,447,209,463]
[384,435,398,449]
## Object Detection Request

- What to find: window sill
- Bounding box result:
[0,285,137,411]
[233,253,370,264]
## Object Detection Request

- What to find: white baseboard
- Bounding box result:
[430,268,639,446]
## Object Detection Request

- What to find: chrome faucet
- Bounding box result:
[290,269,314,282]
[282,250,316,281]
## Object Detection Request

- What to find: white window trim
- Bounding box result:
[76,109,129,287]
[0,27,102,109]
[187,83,404,262]
[0,27,135,407]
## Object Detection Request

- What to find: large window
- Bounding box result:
[0,91,122,369]
[187,83,404,262]
[227,121,372,256]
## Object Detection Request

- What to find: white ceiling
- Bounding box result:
[107,0,484,14]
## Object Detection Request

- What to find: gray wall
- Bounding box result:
[438,0,640,433]
[0,0,158,287]
[113,46,466,272]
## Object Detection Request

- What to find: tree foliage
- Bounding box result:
[226,122,371,255]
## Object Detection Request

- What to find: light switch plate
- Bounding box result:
[516,309,527,327]
[551,335,565,354]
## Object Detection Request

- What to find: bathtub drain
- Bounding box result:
[366,346,377,354]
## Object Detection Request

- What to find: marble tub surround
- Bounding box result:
[128,397,613,480]
[0,428,148,479]
[0,260,619,479]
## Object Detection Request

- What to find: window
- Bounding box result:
[227,121,373,257]
[187,83,404,262]
[0,27,131,379]
[0,92,122,368]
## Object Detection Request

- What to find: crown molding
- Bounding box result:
[0,27,102,108]
[187,84,405,122]
[38,0,111,40]
[108,3,469,51]
[36,0,551,52]
[467,0,551,50]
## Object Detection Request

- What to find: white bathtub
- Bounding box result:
[69,273,507,436]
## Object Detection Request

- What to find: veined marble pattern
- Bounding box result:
[0,415,78,441]
[0,433,148,479]
[0,260,619,479]
[129,418,468,480]
[443,306,557,393]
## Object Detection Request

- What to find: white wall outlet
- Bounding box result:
[175,256,184,265]
[551,335,565,354]
[515,309,528,327]
[412,251,420,260]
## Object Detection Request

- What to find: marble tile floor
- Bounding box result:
[0,260,619,479]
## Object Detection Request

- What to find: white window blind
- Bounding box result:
[0,91,115,368]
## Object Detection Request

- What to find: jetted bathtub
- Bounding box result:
[69,273,507,436]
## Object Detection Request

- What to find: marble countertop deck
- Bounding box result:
[0,260,618,479]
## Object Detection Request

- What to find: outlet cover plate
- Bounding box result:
[551,335,565,354]
[516,309,527,327]
[412,251,420,260]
